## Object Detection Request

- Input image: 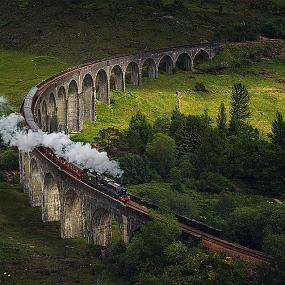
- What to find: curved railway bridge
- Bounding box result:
[19,43,270,264]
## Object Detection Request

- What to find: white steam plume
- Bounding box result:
[0,113,123,177]
[0,96,8,106]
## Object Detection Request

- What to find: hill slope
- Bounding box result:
[0,0,284,63]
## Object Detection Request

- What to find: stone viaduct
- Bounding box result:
[33,43,218,133]
[20,43,219,247]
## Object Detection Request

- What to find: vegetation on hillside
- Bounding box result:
[0,2,284,283]
[0,0,284,63]
[111,214,248,285]
[73,41,285,142]
[91,77,285,283]
[0,183,126,285]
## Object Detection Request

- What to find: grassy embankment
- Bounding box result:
[0,183,124,285]
[0,50,68,109]
[77,54,285,142]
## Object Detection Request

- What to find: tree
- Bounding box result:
[229,83,251,132]
[153,114,171,135]
[120,214,180,278]
[0,149,19,171]
[228,207,266,249]
[214,192,236,218]
[146,133,176,178]
[197,171,233,193]
[267,112,285,193]
[125,111,153,154]
[217,102,227,131]
[95,127,122,155]
[119,154,149,184]
[170,112,211,156]
[263,233,285,283]
[194,128,226,174]
[270,111,285,148]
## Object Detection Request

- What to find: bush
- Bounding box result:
[214,192,236,218]
[146,133,176,178]
[194,82,208,93]
[0,149,19,171]
[119,154,149,184]
[261,20,285,39]
[228,207,266,249]
[197,172,233,193]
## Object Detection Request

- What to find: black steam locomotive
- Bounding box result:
[81,169,130,202]
[39,147,130,203]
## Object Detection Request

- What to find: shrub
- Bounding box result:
[194,82,208,93]
[119,154,149,184]
[214,192,236,218]
[197,172,233,193]
[228,207,266,249]
[0,149,19,171]
[146,133,176,178]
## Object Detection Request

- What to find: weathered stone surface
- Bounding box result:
[34,44,218,134]
[20,149,148,246]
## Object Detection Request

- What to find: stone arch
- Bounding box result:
[30,158,42,207]
[42,173,61,222]
[41,101,48,132]
[142,58,157,78]
[125,62,140,86]
[96,69,109,104]
[37,108,42,129]
[67,80,80,132]
[158,55,174,75]
[57,86,67,132]
[82,74,95,121]
[49,93,57,132]
[21,152,30,191]
[193,49,210,69]
[22,152,29,178]
[176,52,192,71]
[110,65,124,91]
[91,208,112,246]
[62,189,83,238]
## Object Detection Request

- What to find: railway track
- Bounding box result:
[127,200,271,263]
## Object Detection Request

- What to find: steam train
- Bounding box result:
[38,147,130,202]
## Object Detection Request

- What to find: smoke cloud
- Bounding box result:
[0,113,123,177]
[0,96,8,106]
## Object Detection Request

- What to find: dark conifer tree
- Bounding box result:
[229,83,251,132]
[217,102,227,131]
[270,111,285,148]
[125,110,153,154]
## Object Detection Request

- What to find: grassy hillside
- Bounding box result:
[0,0,284,63]
[0,183,124,285]
[0,50,67,109]
[76,55,285,142]
[0,42,284,139]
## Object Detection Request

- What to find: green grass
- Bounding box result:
[0,47,284,142]
[75,58,285,142]
[0,50,68,109]
[0,183,125,285]
[2,0,284,64]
